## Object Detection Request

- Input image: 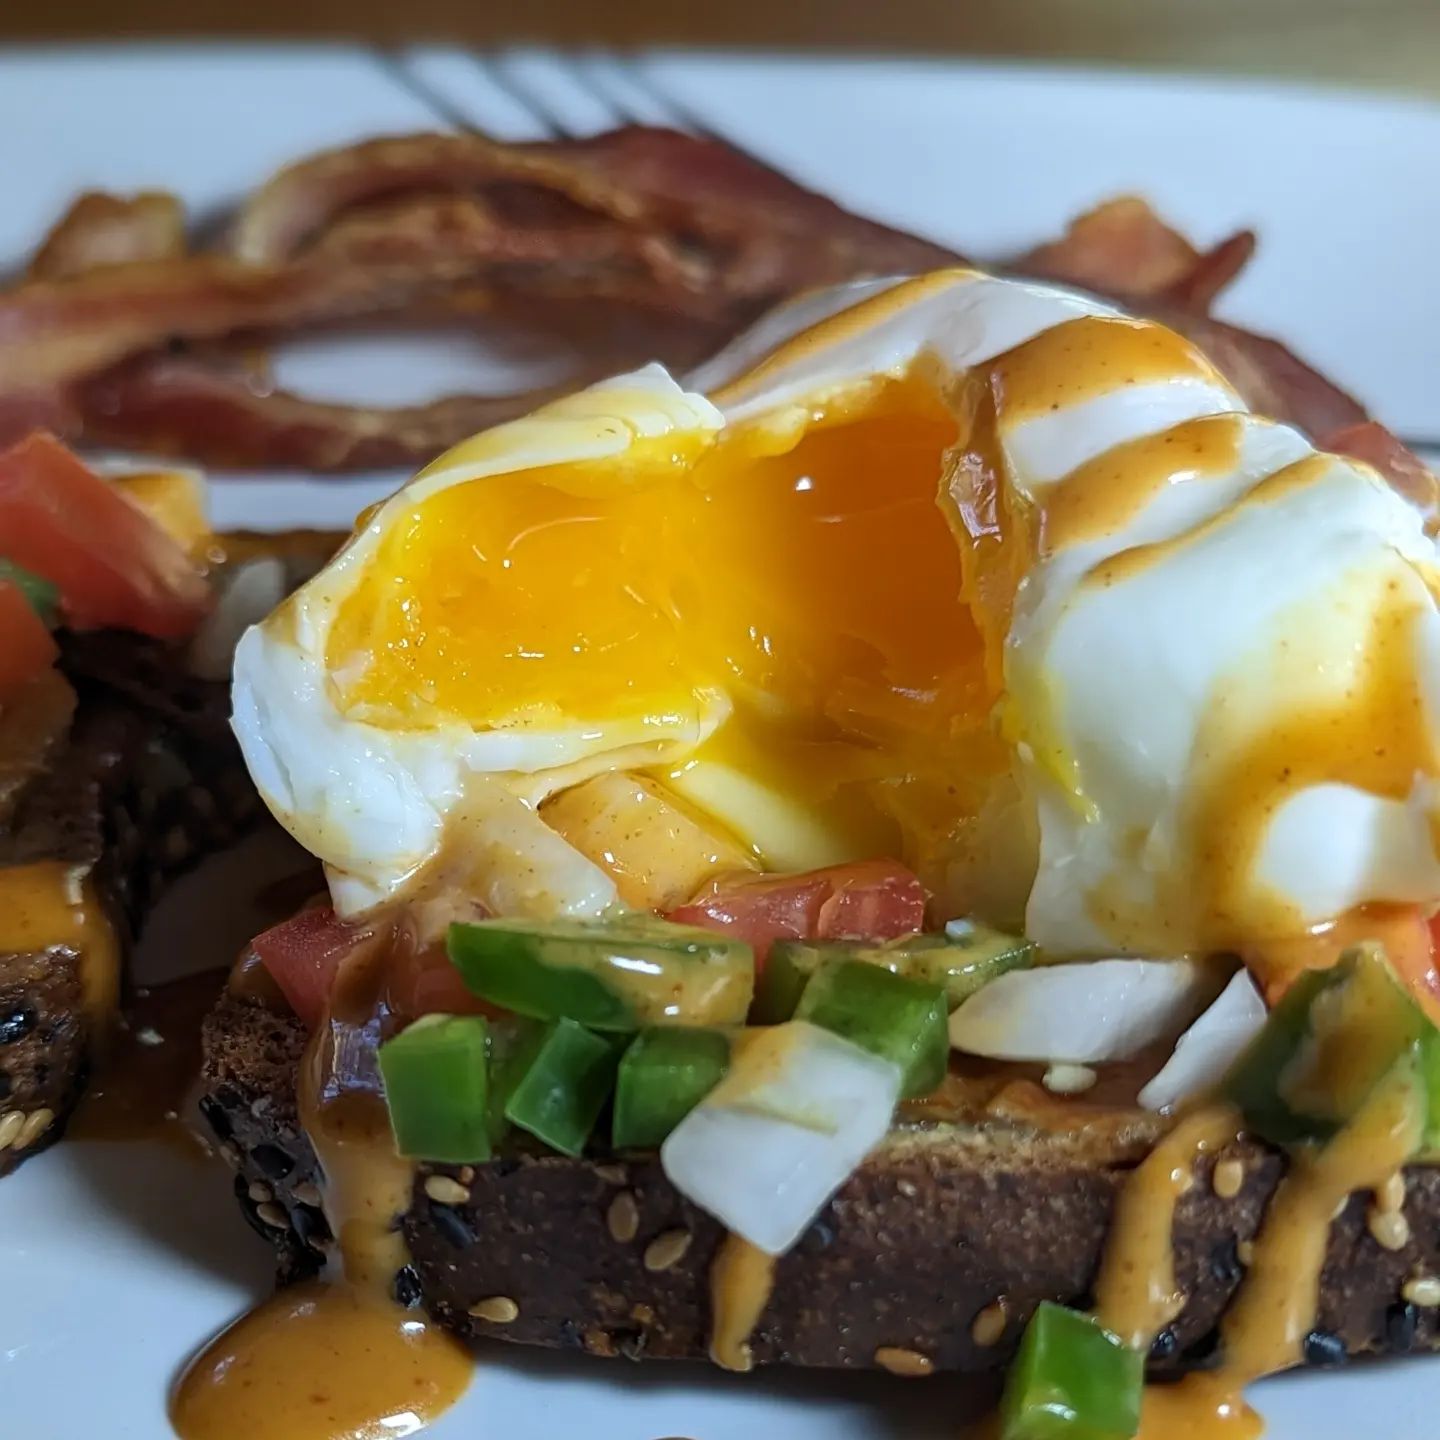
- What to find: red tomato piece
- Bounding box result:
[385,939,500,1022]
[0,580,58,703]
[250,905,374,1030]
[0,432,210,638]
[667,858,927,966]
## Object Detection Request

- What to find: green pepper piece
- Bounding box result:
[794,959,948,1098]
[447,916,754,1033]
[378,1014,493,1163]
[1224,945,1428,1146]
[499,1017,621,1157]
[1000,1302,1143,1440]
[757,924,1032,1023]
[613,1026,730,1150]
[0,559,59,627]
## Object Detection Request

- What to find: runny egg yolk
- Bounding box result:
[325,373,1000,870]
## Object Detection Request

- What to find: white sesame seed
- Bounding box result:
[1042,1064,1097,1095]
[1403,1275,1440,1307]
[874,1346,934,1377]
[607,1191,640,1243]
[1212,1158,1245,1200]
[15,1109,53,1150]
[248,1181,274,1204]
[0,1112,24,1151]
[971,1300,1009,1348]
[293,1181,323,1208]
[1368,1206,1411,1252]
[424,1175,472,1206]
[469,1296,520,1324]
[643,1229,692,1272]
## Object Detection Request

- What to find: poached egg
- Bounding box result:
[231,267,1440,959]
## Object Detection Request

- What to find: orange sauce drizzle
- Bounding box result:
[172,936,473,1440]
[991,314,1225,424]
[1093,1106,1244,1350]
[709,1232,778,1373]
[0,859,122,1041]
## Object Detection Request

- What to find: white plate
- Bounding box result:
[2,42,1438,1439]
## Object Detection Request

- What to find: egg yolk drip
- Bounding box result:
[326,373,1004,874]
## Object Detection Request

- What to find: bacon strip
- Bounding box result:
[28,191,185,281]
[1017,196,1255,308]
[0,127,1409,473]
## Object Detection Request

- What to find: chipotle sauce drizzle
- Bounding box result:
[171,929,473,1440]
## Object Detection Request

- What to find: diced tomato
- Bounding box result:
[0,580,59,703]
[250,905,375,1030]
[0,432,210,638]
[384,938,500,1022]
[1324,421,1438,515]
[667,858,927,966]
[1250,903,1440,1025]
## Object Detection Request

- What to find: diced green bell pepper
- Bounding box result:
[1000,1302,1143,1440]
[756,922,1032,1023]
[378,1014,493,1163]
[612,1026,730,1150]
[1224,944,1431,1147]
[0,559,59,627]
[496,1016,621,1157]
[447,915,754,1032]
[794,959,948,1098]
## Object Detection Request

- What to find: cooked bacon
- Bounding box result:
[1019,196,1255,308]
[233,127,957,299]
[1324,420,1438,516]
[0,127,1410,472]
[28,191,186,281]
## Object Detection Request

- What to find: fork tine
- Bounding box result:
[374,47,479,133]
[486,48,620,139]
[567,50,688,130]
[388,47,557,140]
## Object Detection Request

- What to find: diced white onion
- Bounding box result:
[1137,969,1267,1112]
[947,958,1208,1064]
[660,1021,901,1255]
[189,557,286,681]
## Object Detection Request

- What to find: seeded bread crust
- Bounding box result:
[0,634,260,1175]
[201,991,1440,1375]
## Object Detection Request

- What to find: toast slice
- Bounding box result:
[200,990,1440,1376]
[0,633,259,1175]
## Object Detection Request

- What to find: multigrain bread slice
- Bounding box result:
[201,991,1440,1375]
[0,633,260,1175]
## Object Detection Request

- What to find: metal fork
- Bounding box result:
[378,44,1440,461]
[379,45,719,143]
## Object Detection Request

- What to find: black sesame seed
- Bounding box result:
[1302,1329,1347,1367]
[1209,1237,1245,1288]
[197,1094,233,1142]
[1181,1329,1222,1368]
[799,1219,835,1254]
[393,1264,424,1309]
[0,1006,38,1045]
[0,1071,10,1100]
[558,1318,584,1350]
[430,1201,476,1250]
[1386,1301,1420,1352]
[250,1143,296,1180]
[292,1205,331,1251]
[1148,1326,1180,1362]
